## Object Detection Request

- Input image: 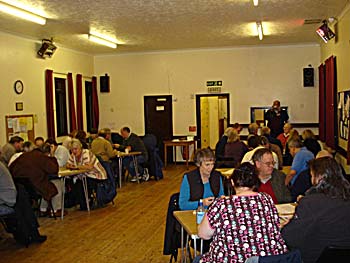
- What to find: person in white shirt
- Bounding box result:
[241,135,279,170]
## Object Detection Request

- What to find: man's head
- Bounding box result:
[272,100,281,111]
[120,127,131,139]
[45,138,58,152]
[283,123,292,134]
[232,123,243,134]
[98,128,111,139]
[288,139,303,157]
[34,137,45,147]
[9,136,24,151]
[261,126,271,137]
[248,123,259,135]
[247,135,260,149]
[316,150,333,159]
[253,148,274,179]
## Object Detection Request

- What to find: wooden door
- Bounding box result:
[144,95,173,161]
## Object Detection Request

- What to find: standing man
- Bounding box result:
[120,127,148,182]
[264,100,289,138]
[0,136,24,166]
[252,148,292,204]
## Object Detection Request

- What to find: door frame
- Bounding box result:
[195,93,230,149]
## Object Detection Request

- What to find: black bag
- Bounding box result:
[96,160,117,207]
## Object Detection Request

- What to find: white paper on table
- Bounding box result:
[275,203,296,215]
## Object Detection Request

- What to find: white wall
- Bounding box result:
[0,32,94,145]
[94,44,320,136]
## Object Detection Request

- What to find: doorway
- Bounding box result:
[196,94,230,149]
[144,95,173,161]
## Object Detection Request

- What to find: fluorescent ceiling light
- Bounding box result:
[88,34,117,49]
[256,22,263,40]
[253,0,259,6]
[0,2,46,25]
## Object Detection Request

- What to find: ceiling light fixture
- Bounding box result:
[256,22,263,40]
[253,0,259,6]
[0,1,46,25]
[88,34,117,49]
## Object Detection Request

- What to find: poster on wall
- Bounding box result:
[338,91,350,140]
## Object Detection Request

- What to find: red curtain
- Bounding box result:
[324,56,336,149]
[45,69,55,138]
[318,64,325,142]
[76,74,84,130]
[91,76,100,129]
[67,73,77,132]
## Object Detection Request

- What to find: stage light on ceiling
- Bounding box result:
[316,20,336,43]
[0,1,46,25]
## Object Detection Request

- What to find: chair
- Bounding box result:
[258,249,302,263]
[0,205,16,234]
[12,177,56,219]
[316,246,350,263]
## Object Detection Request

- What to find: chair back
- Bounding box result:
[316,246,350,263]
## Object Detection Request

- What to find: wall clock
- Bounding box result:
[14,80,24,94]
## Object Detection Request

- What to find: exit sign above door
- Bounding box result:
[206,80,222,86]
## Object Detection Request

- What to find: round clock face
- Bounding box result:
[14,80,24,94]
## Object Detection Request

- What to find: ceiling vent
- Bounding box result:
[37,39,57,59]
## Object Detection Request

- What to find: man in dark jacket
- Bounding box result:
[9,144,59,201]
[264,100,289,138]
[120,127,148,182]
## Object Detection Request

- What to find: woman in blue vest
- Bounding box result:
[179,148,224,210]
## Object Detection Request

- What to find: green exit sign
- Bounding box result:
[207,80,222,86]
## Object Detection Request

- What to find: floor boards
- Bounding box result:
[0,164,193,263]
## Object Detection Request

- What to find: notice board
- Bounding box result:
[5,114,35,142]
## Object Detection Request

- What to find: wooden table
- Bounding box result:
[174,203,297,261]
[163,139,196,170]
[117,151,142,187]
[173,210,203,262]
[58,167,89,219]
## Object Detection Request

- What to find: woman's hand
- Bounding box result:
[203,197,214,207]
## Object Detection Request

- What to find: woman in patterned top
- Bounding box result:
[196,162,287,263]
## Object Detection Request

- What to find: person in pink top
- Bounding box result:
[196,162,287,263]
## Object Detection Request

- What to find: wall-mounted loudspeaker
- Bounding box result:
[100,74,110,92]
[303,68,314,87]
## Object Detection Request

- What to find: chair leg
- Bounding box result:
[47,200,56,220]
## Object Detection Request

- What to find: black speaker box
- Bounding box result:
[303,68,314,87]
[100,75,110,92]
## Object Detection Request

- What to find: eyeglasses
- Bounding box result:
[260,161,276,167]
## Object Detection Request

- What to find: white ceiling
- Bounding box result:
[0,0,348,54]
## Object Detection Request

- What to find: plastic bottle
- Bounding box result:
[196,199,205,224]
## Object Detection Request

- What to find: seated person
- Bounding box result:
[247,122,259,140]
[241,135,279,170]
[87,128,98,147]
[66,139,107,209]
[0,136,24,166]
[285,139,314,186]
[196,162,287,263]
[91,128,118,161]
[223,129,248,167]
[9,144,59,203]
[302,129,321,157]
[8,141,36,166]
[282,128,299,166]
[179,148,224,210]
[277,123,292,152]
[34,136,45,147]
[0,162,47,245]
[261,126,283,151]
[215,127,233,164]
[38,139,70,216]
[260,136,283,170]
[119,127,148,182]
[282,157,350,263]
[253,148,292,204]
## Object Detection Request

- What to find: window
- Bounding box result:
[85,80,93,132]
[54,77,68,136]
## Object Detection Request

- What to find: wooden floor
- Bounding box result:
[0,164,193,263]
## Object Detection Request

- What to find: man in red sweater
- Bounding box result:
[252,148,291,204]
